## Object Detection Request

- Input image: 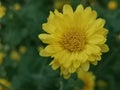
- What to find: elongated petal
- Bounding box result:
[40,45,62,57]
[100,44,109,52]
[81,62,90,71]
[47,11,54,22]
[63,4,73,15]
[74,4,84,15]
[88,35,106,44]
[50,60,60,70]
[42,23,56,34]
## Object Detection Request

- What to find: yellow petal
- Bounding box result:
[54,50,70,66]
[85,45,101,54]
[91,61,98,65]
[40,45,62,57]
[95,56,101,61]
[84,10,97,30]
[97,28,109,36]
[68,66,76,73]
[54,9,63,18]
[62,68,69,75]
[50,60,60,70]
[74,4,84,15]
[88,55,95,61]
[47,11,54,22]
[86,18,105,37]
[63,73,71,79]
[39,34,60,44]
[76,7,93,29]
[100,44,109,53]
[73,60,81,68]
[42,23,56,34]
[62,52,72,68]
[63,4,73,15]
[82,7,92,17]
[78,52,88,63]
[39,34,52,44]
[95,18,105,28]
[88,35,106,44]
[81,62,90,71]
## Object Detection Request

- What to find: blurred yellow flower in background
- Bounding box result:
[96,80,107,89]
[39,4,109,79]
[108,0,118,10]
[77,70,95,90]
[54,0,70,10]
[19,46,27,54]
[116,34,120,41]
[0,4,6,18]
[0,52,5,64]
[0,78,11,90]
[89,0,96,5]
[10,50,20,61]
[13,3,21,11]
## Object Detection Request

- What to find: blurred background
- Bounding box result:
[0,0,120,90]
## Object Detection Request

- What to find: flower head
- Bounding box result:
[0,4,6,18]
[108,0,118,10]
[0,78,11,87]
[10,50,20,61]
[77,70,95,90]
[39,4,109,79]
[13,3,21,11]
[19,46,27,54]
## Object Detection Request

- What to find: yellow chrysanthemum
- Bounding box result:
[39,4,109,79]
[77,70,95,90]
[0,4,6,18]
[108,0,118,10]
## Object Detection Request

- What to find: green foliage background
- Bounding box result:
[0,0,120,90]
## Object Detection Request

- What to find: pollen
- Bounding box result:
[61,30,86,52]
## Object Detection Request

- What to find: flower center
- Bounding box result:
[61,30,86,52]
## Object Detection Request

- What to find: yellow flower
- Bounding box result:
[13,3,21,11]
[77,70,95,90]
[0,52,5,64]
[0,4,6,18]
[19,46,27,54]
[0,79,11,87]
[10,50,20,61]
[39,4,109,79]
[108,0,118,10]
